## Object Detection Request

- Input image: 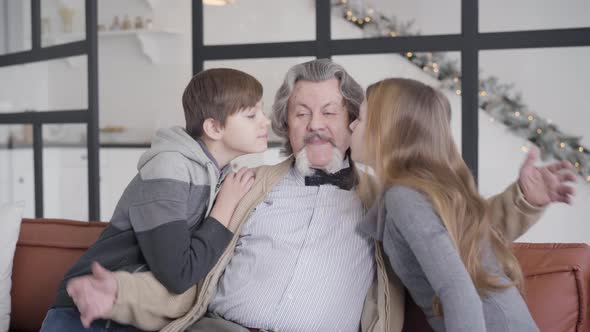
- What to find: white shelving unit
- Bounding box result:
[141,0,163,11]
[42,29,181,65]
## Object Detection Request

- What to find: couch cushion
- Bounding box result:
[514,243,590,332]
[10,219,107,332]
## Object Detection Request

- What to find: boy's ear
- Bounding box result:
[202,118,224,141]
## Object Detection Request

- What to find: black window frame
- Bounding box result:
[192,0,590,183]
[0,0,100,220]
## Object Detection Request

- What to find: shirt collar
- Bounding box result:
[197,138,221,171]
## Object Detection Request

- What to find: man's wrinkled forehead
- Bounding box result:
[289,93,345,112]
[288,79,344,108]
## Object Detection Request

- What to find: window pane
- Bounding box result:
[204,0,315,45]
[333,51,462,147]
[478,47,590,243]
[0,0,32,54]
[331,0,460,39]
[0,56,88,112]
[480,0,590,32]
[0,124,33,148]
[41,0,86,47]
[95,1,191,145]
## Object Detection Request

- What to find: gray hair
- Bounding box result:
[271,59,365,155]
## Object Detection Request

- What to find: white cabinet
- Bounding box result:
[1,147,146,221]
[41,147,147,221]
[43,148,62,219]
[42,148,90,220]
[0,150,13,205]
[100,148,146,221]
[47,148,92,220]
[9,150,35,218]
[0,148,83,219]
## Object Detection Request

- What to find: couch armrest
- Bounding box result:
[10,219,107,332]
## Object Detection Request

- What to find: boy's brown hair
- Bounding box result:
[182,68,263,139]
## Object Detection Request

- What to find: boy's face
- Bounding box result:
[221,100,270,155]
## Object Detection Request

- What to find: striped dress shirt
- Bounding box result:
[208,167,375,332]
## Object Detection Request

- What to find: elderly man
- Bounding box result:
[66,59,574,332]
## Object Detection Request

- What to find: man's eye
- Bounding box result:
[247,114,256,119]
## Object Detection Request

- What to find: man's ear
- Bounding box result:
[202,118,224,141]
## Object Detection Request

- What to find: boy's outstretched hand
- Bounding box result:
[210,167,255,229]
[66,262,118,328]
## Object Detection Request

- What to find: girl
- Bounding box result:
[349,78,539,331]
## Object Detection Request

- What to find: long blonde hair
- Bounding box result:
[357,78,523,315]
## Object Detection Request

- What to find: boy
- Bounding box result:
[40,68,270,331]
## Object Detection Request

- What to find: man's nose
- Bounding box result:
[308,112,327,131]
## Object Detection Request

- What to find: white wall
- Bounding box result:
[0,0,6,53]
[365,0,590,35]
[479,47,590,147]
[477,47,590,244]
[0,61,49,114]
[479,0,590,32]
[344,0,461,37]
[479,112,590,244]
[204,0,315,45]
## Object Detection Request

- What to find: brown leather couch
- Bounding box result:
[9,219,590,332]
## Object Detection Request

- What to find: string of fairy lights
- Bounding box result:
[333,0,590,182]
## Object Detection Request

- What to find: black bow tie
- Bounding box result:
[304,167,355,190]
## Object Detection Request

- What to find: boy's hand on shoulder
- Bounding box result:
[219,167,256,204]
[66,262,118,328]
[210,167,255,228]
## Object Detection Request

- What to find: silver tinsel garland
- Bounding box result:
[333,0,590,182]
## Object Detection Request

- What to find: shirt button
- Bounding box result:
[287,294,293,300]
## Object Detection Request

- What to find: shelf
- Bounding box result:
[140,0,162,10]
[43,29,182,65]
[104,30,182,63]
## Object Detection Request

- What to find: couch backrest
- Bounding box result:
[10,219,107,332]
[402,243,590,332]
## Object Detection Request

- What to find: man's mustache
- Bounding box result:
[303,132,336,147]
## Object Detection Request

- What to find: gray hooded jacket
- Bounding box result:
[54,126,233,307]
